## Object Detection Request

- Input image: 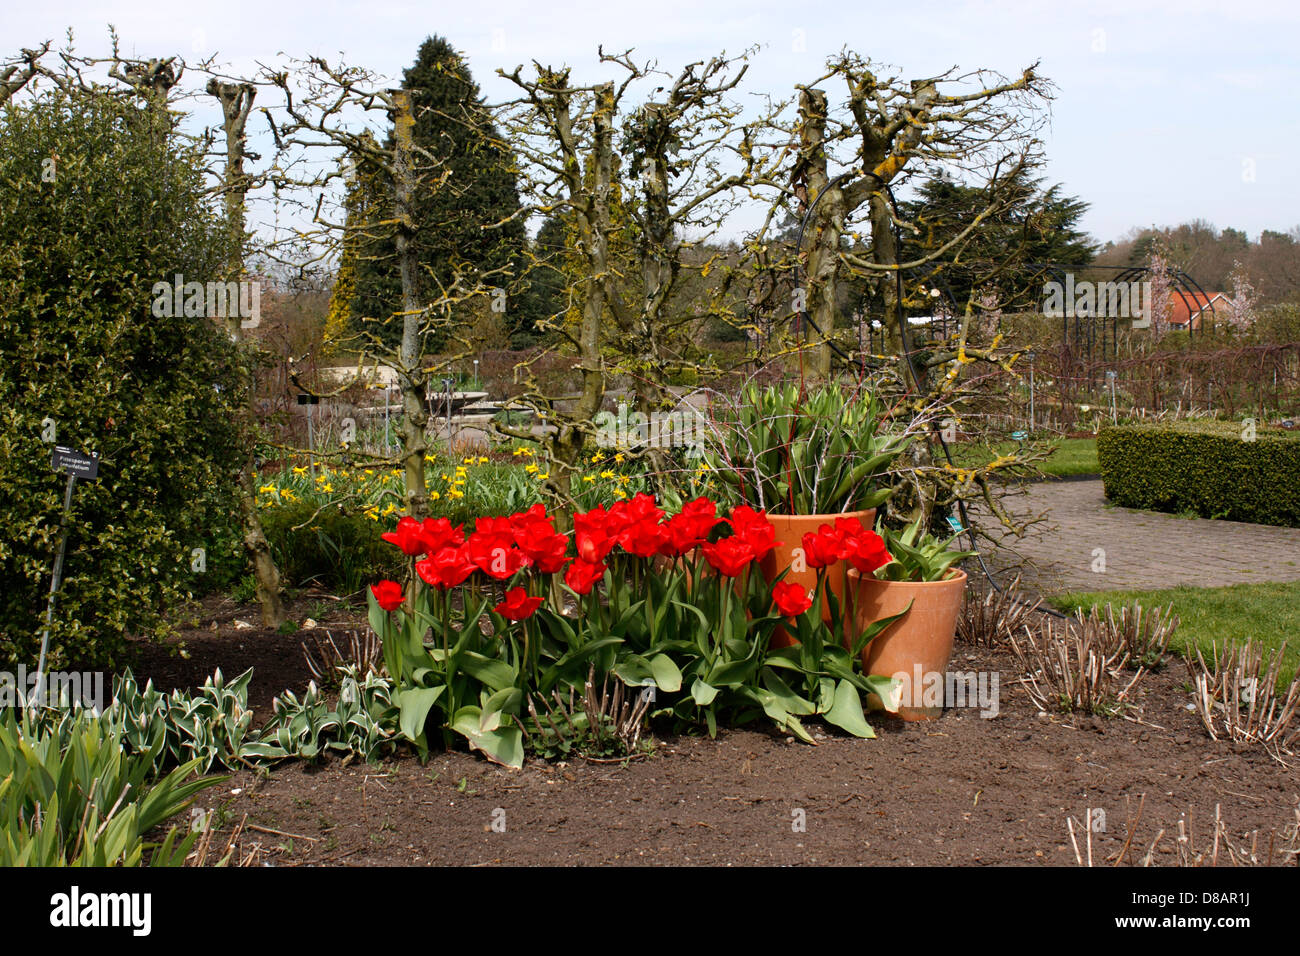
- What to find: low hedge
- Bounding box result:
[1097,422,1300,527]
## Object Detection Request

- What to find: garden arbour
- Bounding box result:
[366,493,911,767]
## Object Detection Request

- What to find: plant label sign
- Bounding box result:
[50,446,99,479]
[296,394,321,406]
[945,515,964,535]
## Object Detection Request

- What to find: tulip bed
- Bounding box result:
[365,494,906,768]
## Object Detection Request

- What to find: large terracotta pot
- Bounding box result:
[846,567,967,721]
[759,509,876,648]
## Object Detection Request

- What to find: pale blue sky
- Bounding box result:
[10,0,1298,245]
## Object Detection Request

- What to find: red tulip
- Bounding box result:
[679,497,721,538]
[623,492,664,525]
[619,517,666,558]
[847,530,892,575]
[517,524,569,574]
[802,524,848,569]
[415,545,476,589]
[564,559,606,595]
[382,516,434,556]
[574,506,617,563]
[510,503,555,537]
[370,579,405,611]
[420,516,465,553]
[702,536,756,577]
[496,587,543,621]
[772,580,813,617]
[728,506,779,559]
[658,512,704,558]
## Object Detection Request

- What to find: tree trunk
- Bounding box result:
[209,78,286,625]
[797,89,840,379]
[392,88,432,519]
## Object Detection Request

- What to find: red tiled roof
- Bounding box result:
[1167,291,1227,328]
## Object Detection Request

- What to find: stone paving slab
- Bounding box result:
[979,479,1300,595]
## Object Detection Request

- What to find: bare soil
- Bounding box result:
[128,595,1300,867]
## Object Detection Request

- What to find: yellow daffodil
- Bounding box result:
[281,489,297,502]
[536,472,549,481]
[599,470,615,479]
[259,484,275,494]
[477,456,488,464]
[429,491,441,502]
[618,475,631,485]
[381,502,398,516]
[613,488,628,499]
[614,453,624,463]
[590,453,604,464]
[449,489,464,499]
[320,483,333,493]
[582,475,596,483]
[525,464,539,474]
[292,466,307,476]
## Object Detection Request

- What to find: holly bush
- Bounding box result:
[0,88,245,668]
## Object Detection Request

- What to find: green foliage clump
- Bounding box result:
[260,502,403,595]
[0,706,220,866]
[1098,422,1300,527]
[0,89,245,669]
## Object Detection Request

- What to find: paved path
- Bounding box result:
[979,479,1300,595]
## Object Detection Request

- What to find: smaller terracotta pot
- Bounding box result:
[846,567,967,721]
[759,509,876,648]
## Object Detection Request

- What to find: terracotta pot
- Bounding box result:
[759,509,876,647]
[846,567,967,721]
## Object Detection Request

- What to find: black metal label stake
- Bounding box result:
[33,447,100,710]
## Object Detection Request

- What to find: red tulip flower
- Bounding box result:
[847,530,892,575]
[728,506,779,559]
[574,506,617,563]
[702,536,756,577]
[496,587,543,621]
[659,513,702,557]
[415,545,476,589]
[802,524,849,569]
[772,580,813,618]
[517,524,569,574]
[370,579,405,611]
[382,516,434,556]
[420,516,465,553]
[679,497,721,538]
[618,517,666,558]
[510,503,555,538]
[564,559,607,595]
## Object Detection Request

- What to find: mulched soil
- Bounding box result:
[129,594,1300,867]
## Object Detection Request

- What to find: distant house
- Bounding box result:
[1166,291,1229,331]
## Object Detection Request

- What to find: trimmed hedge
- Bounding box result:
[1098,422,1300,528]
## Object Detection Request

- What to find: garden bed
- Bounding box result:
[131,599,1300,866]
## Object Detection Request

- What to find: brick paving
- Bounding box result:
[978,479,1300,595]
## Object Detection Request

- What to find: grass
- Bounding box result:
[1051,581,1300,684]
[950,436,1099,477]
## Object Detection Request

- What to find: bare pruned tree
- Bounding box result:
[260,55,505,518]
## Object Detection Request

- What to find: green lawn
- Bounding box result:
[1051,581,1300,684]
[950,436,1099,477]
